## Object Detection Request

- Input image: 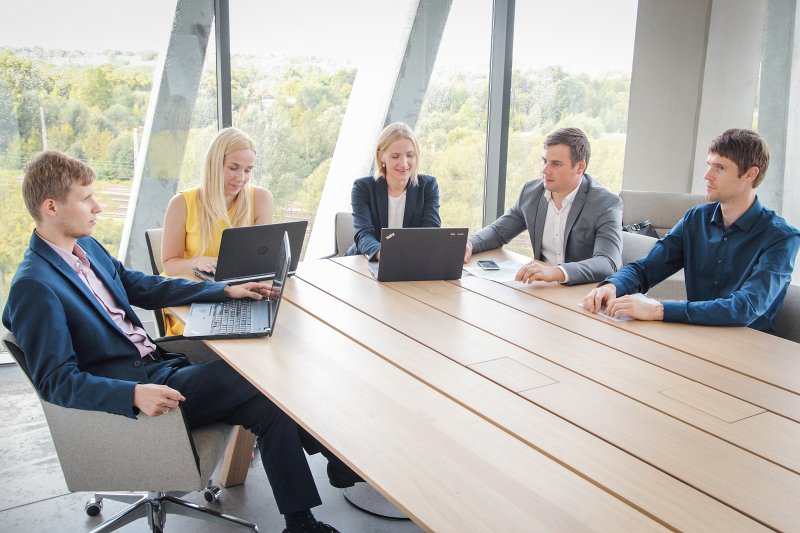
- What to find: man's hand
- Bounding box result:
[515,260,565,283]
[193,256,218,273]
[582,283,617,313]
[604,294,664,321]
[224,281,273,300]
[463,241,473,264]
[133,383,185,417]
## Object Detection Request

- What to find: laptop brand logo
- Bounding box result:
[386,232,395,240]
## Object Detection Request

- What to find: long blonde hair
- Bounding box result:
[197,127,256,255]
[374,122,421,186]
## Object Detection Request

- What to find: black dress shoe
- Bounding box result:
[283,521,340,533]
[327,460,364,488]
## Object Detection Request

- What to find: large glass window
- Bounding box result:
[0,0,177,314]
[226,1,415,257]
[505,0,637,255]
[416,0,493,234]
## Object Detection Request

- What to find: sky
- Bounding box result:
[0,0,637,75]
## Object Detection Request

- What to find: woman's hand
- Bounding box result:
[194,256,218,273]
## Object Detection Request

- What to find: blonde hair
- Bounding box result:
[374,122,421,187]
[23,150,95,222]
[197,127,256,255]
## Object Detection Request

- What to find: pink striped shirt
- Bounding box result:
[42,235,157,357]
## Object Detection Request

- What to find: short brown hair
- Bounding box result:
[708,129,770,188]
[22,150,95,221]
[544,127,591,169]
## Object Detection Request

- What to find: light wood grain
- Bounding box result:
[203,300,662,532]
[318,258,800,475]
[287,268,768,531]
[659,383,765,423]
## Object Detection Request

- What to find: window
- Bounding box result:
[0,0,177,314]
[505,0,637,255]
[416,0,493,234]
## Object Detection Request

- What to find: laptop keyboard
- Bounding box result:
[211,299,253,335]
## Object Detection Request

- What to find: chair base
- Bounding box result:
[342,483,409,520]
[88,491,258,532]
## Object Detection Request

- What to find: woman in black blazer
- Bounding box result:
[347,122,441,260]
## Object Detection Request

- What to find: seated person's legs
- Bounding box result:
[164,359,321,514]
[299,427,363,488]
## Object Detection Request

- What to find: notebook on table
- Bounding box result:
[192,220,307,283]
[183,232,290,340]
[367,227,468,282]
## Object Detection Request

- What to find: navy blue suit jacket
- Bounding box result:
[2,232,227,418]
[347,174,441,259]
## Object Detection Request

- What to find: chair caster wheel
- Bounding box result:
[203,485,221,503]
[85,498,103,517]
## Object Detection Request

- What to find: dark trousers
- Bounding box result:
[146,357,322,514]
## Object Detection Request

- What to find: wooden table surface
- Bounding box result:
[175,251,799,532]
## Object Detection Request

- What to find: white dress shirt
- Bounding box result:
[387,192,406,228]
[540,177,583,283]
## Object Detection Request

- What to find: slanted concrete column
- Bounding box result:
[120,0,214,271]
[690,0,766,193]
[623,0,766,194]
[758,0,799,225]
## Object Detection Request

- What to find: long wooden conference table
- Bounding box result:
[178,250,800,532]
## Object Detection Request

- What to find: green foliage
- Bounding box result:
[0,46,631,285]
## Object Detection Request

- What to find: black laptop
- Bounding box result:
[367,227,468,282]
[192,220,307,283]
[183,232,290,340]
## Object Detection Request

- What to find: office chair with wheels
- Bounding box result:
[2,332,257,532]
[321,212,354,259]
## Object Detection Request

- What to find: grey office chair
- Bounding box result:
[620,189,706,237]
[2,332,257,532]
[620,231,686,301]
[322,212,354,258]
[144,228,168,336]
[774,284,800,343]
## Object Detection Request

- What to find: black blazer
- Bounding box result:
[347,174,441,259]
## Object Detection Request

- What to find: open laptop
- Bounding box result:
[367,227,468,282]
[192,220,307,283]
[183,232,290,340]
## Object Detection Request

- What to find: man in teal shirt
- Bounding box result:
[583,129,800,333]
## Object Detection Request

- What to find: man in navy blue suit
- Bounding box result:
[2,150,342,533]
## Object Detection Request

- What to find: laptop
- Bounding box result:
[192,220,307,283]
[183,232,290,340]
[367,227,468,282]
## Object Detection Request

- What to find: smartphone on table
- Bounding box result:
[476,259,500,270]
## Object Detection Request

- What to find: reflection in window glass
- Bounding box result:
[0,0,177,311]
[416,0,492,234]
[227,1,414,257]
[506,0,637,255]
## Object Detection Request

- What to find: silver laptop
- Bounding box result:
[367,227,468,282]
[183,232,290,339]
[193,220,307,283]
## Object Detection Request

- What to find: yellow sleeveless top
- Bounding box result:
[181,186,256,258]
[163,185,256,336]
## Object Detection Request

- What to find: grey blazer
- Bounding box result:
[469,174,623,285]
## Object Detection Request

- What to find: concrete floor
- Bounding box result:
[0,362,423,533]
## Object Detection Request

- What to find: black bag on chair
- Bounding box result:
[622,219,658,238]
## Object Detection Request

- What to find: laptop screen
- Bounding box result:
[269,232,291,332]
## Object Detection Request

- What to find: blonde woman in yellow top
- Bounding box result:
[161,127,273,334]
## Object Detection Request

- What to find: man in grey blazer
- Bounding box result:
[465,127,623,285]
